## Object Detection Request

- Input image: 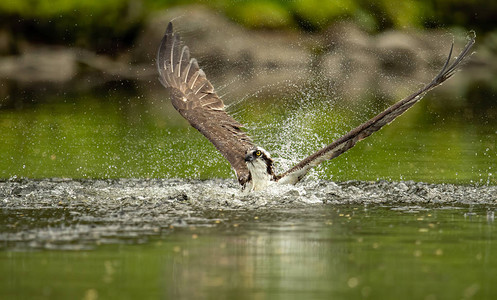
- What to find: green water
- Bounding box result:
[1,206,496,299]
[0,90,496,184]
[1,89,497,299]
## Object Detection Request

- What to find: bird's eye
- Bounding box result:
[255,150,261,156]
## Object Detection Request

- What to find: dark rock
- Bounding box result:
[0,47,77,83]
[0,5,486,104]
[134,5,313,100]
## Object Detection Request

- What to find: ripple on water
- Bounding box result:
[1,178,496,249]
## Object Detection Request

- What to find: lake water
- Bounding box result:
[1,88,496,184]
[1,84,496,299]
[1,203,496,299]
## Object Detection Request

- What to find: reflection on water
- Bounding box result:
[163,207,497,299]
[0,90,496,184]
[2,206,496,299]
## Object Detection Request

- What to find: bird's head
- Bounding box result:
[244,147,276,182]
[245,147,271,163]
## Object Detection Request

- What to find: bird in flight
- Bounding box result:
[157,22,475,191]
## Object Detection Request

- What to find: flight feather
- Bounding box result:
[277,34,475,184]
[157,22,255,185]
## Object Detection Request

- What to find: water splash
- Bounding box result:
[1,178,495,250]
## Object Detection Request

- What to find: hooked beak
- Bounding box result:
[245,153,255,162]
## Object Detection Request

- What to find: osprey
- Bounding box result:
[157,22,475,191]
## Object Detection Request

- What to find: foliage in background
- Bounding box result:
[0,0,496,52]
[0,0,143,54]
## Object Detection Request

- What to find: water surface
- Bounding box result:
[1,89,496,184]
[2,203,496,299]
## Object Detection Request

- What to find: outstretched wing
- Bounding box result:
[157,22,255,185]
[278,35,475,184]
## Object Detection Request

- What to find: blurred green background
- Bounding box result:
[1,0,496,53]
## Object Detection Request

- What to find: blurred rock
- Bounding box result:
[0,48,77,83]
[0,29,13,56]
[0,46,155,98]
[0,5,490,106]
[134,5,313,100]
[136,7,482,104]
[320,22,468,102]
[321,21,378,101]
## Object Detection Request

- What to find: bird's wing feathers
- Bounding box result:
[157,22,255,185]
[277,35,475,184]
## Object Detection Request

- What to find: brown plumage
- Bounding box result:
[157,22,475,190]
[157,22,255,185]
